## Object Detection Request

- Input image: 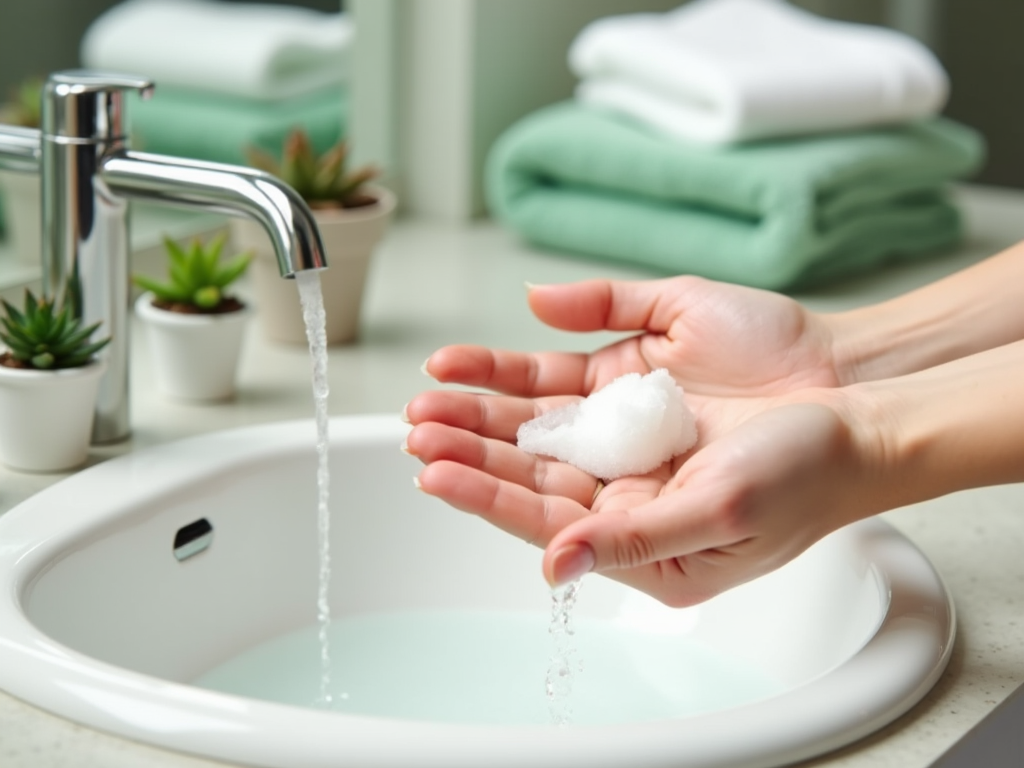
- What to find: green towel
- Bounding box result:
[486,103,985,290]
[127,86,347,166]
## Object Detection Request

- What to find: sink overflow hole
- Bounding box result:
[174,518,214,562]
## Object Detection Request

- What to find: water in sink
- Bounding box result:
[193,609,784,726]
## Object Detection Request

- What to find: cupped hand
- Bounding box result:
[404,276,884,606]
[424,277,846,401]
[405,384,887,607]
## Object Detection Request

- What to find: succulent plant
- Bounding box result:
[0,76,43,128]
[0,290,110,370]
[245,128,379,209]
[133,233,252,312]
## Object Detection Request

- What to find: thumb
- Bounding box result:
[528,279,680,335]
[541,492,730,589]
[527,280,611,332]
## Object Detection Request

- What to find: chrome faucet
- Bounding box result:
[0,70,327,444]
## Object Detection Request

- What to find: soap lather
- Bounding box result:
[517,368,698,480]
[0,70,328,443]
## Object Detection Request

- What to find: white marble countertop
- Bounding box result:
[1,185,1024,767]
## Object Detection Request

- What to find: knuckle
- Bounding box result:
[530,459,549,494]
[608,515,659,569]
[525,495,552,548]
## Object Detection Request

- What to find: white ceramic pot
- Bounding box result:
[0,171,41,266]
[231,186,395,346]
[135,293,251,402]
[0,358,106,472]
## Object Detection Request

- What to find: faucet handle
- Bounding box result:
[43,69,155,143]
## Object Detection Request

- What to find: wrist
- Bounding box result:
[824,298,977,385]
[850,341,1024,510]
[824,243,1024,384]
[813,384,908,523]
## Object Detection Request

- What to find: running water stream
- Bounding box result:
[296,270,334,707]
[295,269,582,718]
[546,579,583,726]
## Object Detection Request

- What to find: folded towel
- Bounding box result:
[486,103,984,290]
[81,0,352,100]
[570,0,948,144]
[126,85,345,165]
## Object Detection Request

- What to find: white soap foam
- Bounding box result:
[516,369,698,480]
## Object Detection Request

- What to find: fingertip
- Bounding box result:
[401,421,431,460]
[401,393,427,426]
[544,541,596,588]
[419,345,484,385]
[413,459,468,503]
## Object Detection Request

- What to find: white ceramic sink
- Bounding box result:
[0,415,953,768]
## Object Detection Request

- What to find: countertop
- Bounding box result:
[1,185,1024,767]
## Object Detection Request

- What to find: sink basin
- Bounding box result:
[0,414,953,768]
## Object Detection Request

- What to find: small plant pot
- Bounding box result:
[231,186,395,346]
[135,293,251,402]
[0,358,106,472]
[0,171,41,266]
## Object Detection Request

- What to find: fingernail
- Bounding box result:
[413,476,423,491]
[400,402,411,423]
[400,438,411,455]
[524,281,537,291]
[420,358,432,377]
[548,543,595,587]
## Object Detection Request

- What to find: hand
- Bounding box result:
[425,277,845,399]
[406,381,885,607]
[405,276,885,606]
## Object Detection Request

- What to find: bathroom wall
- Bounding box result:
[0,0,120,92]
[937,3,1024,189]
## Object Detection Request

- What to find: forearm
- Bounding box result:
[848,338,1024,515]
[825,240,1024,383]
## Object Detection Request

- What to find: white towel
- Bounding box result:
[81,0,353,101]
[569,0,948,144]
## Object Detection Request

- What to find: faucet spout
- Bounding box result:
[101,152,327,277]
[0,70,331,445]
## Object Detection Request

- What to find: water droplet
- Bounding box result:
[545,578,583,726]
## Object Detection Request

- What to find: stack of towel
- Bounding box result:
[80,0,352,164]
[487,0,985,290]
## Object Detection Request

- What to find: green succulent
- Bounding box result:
[0,76,43,128]
[0,290,110,370]
[133,233,252,311]
[245,128,379,209]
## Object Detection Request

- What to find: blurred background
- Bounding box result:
[0,1,1014,191]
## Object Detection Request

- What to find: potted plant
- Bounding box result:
[0,289,110,472]
[133,233,253,402]
[234,128,395,345]
[0,76,43,266]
